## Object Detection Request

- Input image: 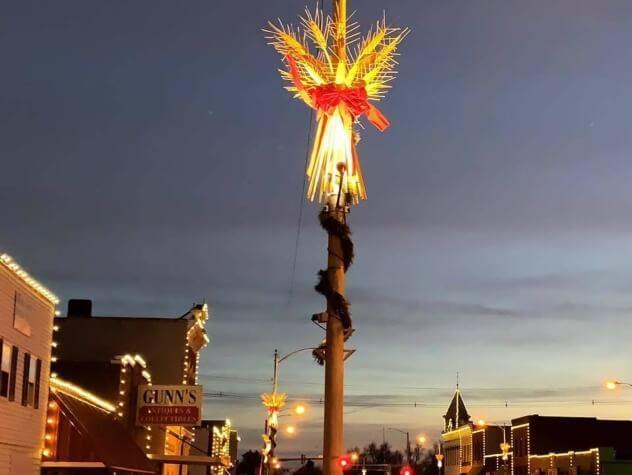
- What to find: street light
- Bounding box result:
[413,435,428,465]
[261,348,316,475]
[606,380,632,390]
[285,425,296,436]
[476,419,510,472]
[387,428,412,464]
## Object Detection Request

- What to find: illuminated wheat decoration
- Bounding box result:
[265,7,409,205]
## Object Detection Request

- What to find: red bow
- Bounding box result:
[286,55,390,132]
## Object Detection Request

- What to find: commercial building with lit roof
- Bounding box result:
[52,298,214,475]
[440,388,632,475]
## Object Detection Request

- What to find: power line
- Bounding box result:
[287,111,314,305]
[202,391,632,408]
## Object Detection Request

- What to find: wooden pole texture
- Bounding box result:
[324,2,347,475]
[322,197,346,475]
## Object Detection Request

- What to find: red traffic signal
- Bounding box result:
[338,455,352,471]
[400,465,414,475]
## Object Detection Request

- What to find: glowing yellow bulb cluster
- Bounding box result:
[265,6,408,205]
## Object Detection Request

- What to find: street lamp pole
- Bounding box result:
[261,347,315,475]
[387,428,412,465]
[477,421,510,474]
[272,347,317,394]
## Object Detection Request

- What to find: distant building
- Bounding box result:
[511,415,632,475]
[189,419,237,475]
[52,298,212,475]
[441,386,473,475]
[0,254,58,475]
[439,388,632,475]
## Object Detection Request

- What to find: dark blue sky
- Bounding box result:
[3,0,632,454]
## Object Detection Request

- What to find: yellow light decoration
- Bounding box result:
[50,377,116,413]
[261,392,287,412]
[265,4,408,205]
[0,254,60,304]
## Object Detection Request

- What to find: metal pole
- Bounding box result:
[272,349,279,394]
[406,432,411,465]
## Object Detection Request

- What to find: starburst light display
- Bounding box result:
[265,5,408,205]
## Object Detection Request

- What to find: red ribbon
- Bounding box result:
[286,55,390,132]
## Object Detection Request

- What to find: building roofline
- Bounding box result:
[511,414,632,425]
[55,315,191,323]
[0,253,59,305]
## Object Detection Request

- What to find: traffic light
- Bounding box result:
[338,454,352,471]
[400,465,414,475]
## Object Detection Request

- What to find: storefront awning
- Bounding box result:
[147,454,226,466]
[51,389,159,474]
[42,461,106,469]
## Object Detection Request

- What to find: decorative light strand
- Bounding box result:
[0,254,59,304]
[42,400,60,459]
[50,378,115,412]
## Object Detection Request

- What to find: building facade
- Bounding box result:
[441,387,473,475]
[511,415,632,475]
[0,254,58,475]
[189,420,238,475]
[52,299,211,475]
[441,401,632,475]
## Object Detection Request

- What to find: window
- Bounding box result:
[33,358,41,409]
[21,353,30,406]
[0,340,10,397]
[27,356,36,406]
[21,353,38,407]
[8,346,18,401]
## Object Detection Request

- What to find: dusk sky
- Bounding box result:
[3,0,632,456]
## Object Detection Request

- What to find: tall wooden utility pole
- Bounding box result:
[265,1,408,472]
[322,3,347,474]
[322,197,346,475]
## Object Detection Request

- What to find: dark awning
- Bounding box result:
[52,389,158,474]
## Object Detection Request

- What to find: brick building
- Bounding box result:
[511,415,632,475]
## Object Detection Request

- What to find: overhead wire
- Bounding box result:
[286,0,321,306]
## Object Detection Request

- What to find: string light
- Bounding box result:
[0,254,59,304]
[51,378,116,412]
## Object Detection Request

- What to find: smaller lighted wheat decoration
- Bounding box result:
[265,8,408,205]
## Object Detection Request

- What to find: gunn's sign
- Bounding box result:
[136,385,202,426]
